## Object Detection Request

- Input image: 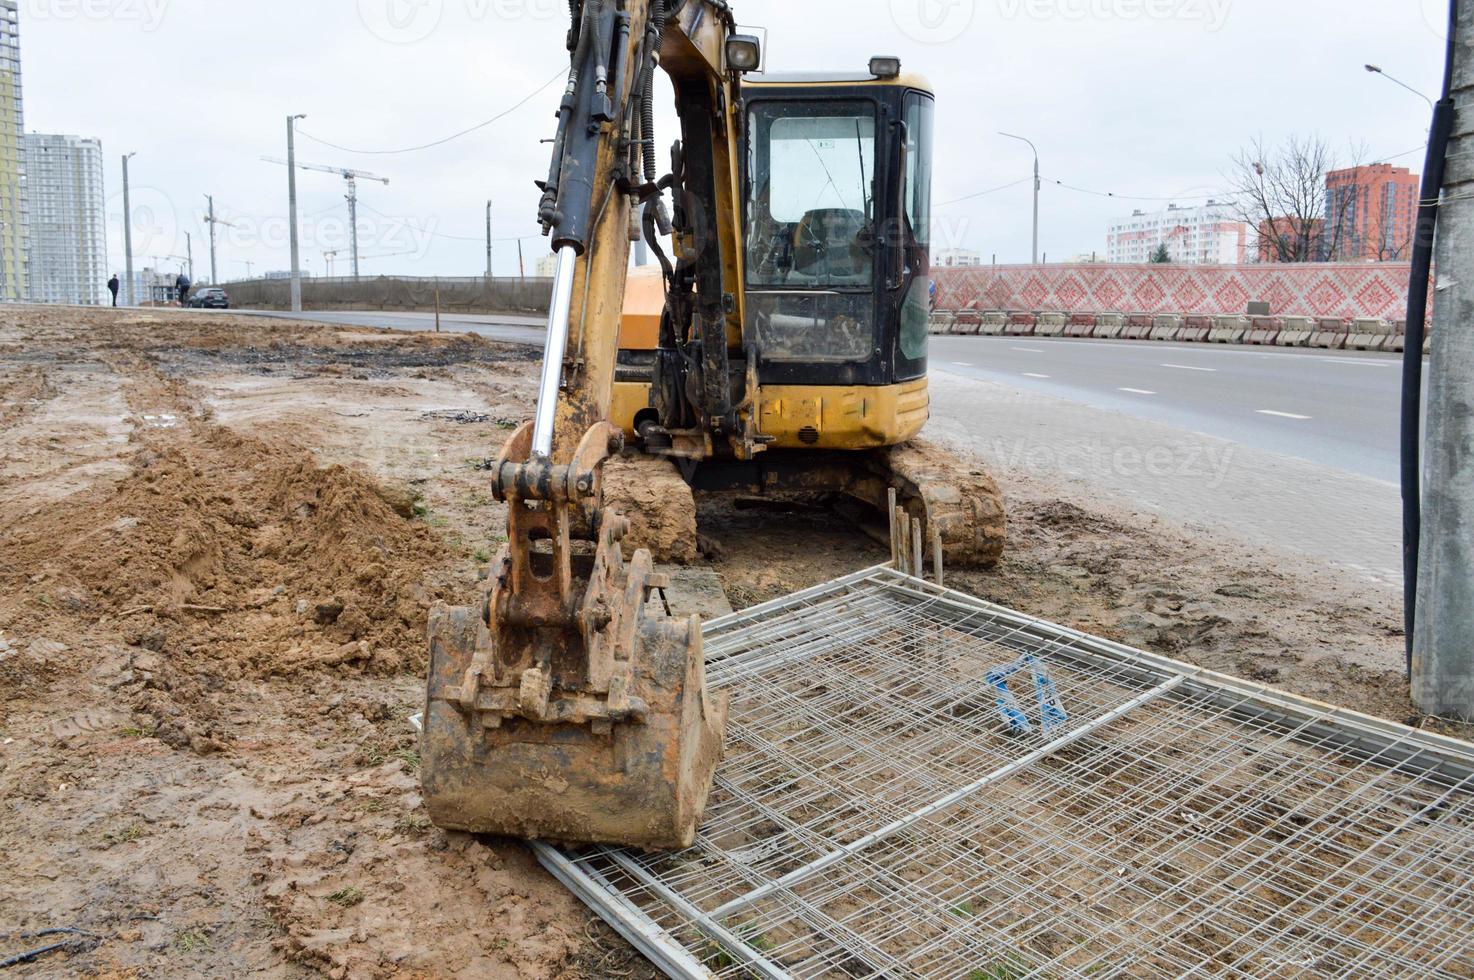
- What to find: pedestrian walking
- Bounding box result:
[107,274,120,307]
[176,273,192,307]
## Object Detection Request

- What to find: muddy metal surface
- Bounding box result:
[0,306,1444,978]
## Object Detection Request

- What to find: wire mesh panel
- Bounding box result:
[541,568,1474,980]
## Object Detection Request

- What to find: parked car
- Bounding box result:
[188,287,229,309]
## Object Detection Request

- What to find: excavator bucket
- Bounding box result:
[420,422,728,851]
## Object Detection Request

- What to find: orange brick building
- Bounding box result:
[1324,164,1420,261]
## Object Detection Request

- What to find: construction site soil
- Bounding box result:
[0,307,1439,978]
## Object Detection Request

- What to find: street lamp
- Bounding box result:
[999,132,1040,264]
[287,113,307,310]
[1365,64,1435,112]
[122,152,137,306]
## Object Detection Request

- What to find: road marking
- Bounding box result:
[951,361,973,367]
[1161,363,1217,373]
[1257,409,1313,420]
[1022,372,1051,379]
[1012,347,1045,353]
[1118,387,1156,395]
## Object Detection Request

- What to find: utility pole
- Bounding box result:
[347,176,361,278]
[517,239,525,280]
[205,195,217,284]
[185,232,194,282]
[1000,132,1040,264]
[1413,1,1473,720]
[122,152,136,305]
[486,199,493,277]
[287,114,306,309]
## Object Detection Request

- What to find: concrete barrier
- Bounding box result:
[1347,319,1391,351]
[1093,313,1125,339]
[980,312,1008,336]
[1179,315,1212,343]
[1150,314,1183,342]
[1209,315,1248,344]
[1003,312,1037,337]
[929,311,957,335]
[1064,313,1096,338]
[1276,316,1315,347]
[1121,314,1153,341]
[1246,317,1282,346]
[1036,312,1068,337]
[226,274,553,315]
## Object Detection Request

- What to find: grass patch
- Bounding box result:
[173,929,209,954]
[394,813,431,836]
[394,747,421,772]
[951,901,976,917]
[327,886,364,908]
[104,823,146,846]
[120,725,157,739]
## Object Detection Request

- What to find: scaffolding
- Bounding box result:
[538,566,1474,979]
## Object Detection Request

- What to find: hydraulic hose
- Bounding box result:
[1402,0,1459,674]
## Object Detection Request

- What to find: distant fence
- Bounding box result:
[222,275,554,315]
[933,262,1414,321]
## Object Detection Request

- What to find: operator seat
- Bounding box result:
[790,208,870,283]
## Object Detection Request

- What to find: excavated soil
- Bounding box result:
[0,305,1449,978]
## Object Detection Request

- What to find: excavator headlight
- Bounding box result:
[869,56,902,79]
[726,35,762,73]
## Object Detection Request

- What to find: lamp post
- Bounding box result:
[122,152,136,305]
[1000,132,1040,264]
[287,114,307,311]
[1365,64,1436,112]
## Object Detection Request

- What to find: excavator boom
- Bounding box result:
[421,0,741,850]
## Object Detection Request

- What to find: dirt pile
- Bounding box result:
[1,420,444,754]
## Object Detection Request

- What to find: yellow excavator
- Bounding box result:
[422,0,1005,851]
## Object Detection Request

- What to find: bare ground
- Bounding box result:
[0,306,1445,978]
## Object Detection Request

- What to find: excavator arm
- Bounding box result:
[421,0,756,851]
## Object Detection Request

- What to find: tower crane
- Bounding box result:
[261,156,390,279]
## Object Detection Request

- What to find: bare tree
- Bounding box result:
[1228,136,1356,262]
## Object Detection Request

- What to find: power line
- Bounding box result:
[934,177,1032,207]
[296,70,565,156]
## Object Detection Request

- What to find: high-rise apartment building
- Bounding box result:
[25,134,107,304]
[1106,202,1249,265]
[1324,164,1420,262]
[0,1,26,301]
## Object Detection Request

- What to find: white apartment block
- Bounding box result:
[1106,201,1249,265]
[25,134,106,305]
[934,247,984,268]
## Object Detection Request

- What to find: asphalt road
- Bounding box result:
[254,309,1406,589]
[930,336,1413,483]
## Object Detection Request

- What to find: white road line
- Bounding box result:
[1012,347,1045,353]
[1119,387,1156,395]
[1161,363,1217,373]
[1023,373,1051,379]
[1257,409,1313,420]
[951,361,973,367]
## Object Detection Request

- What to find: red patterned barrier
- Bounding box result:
[934,262,1414,321]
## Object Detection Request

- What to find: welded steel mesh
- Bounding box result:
[542,568,1474,979]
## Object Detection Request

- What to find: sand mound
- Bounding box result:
[1,422,445,752]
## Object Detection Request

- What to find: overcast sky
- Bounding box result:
[19,0,1446,281]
